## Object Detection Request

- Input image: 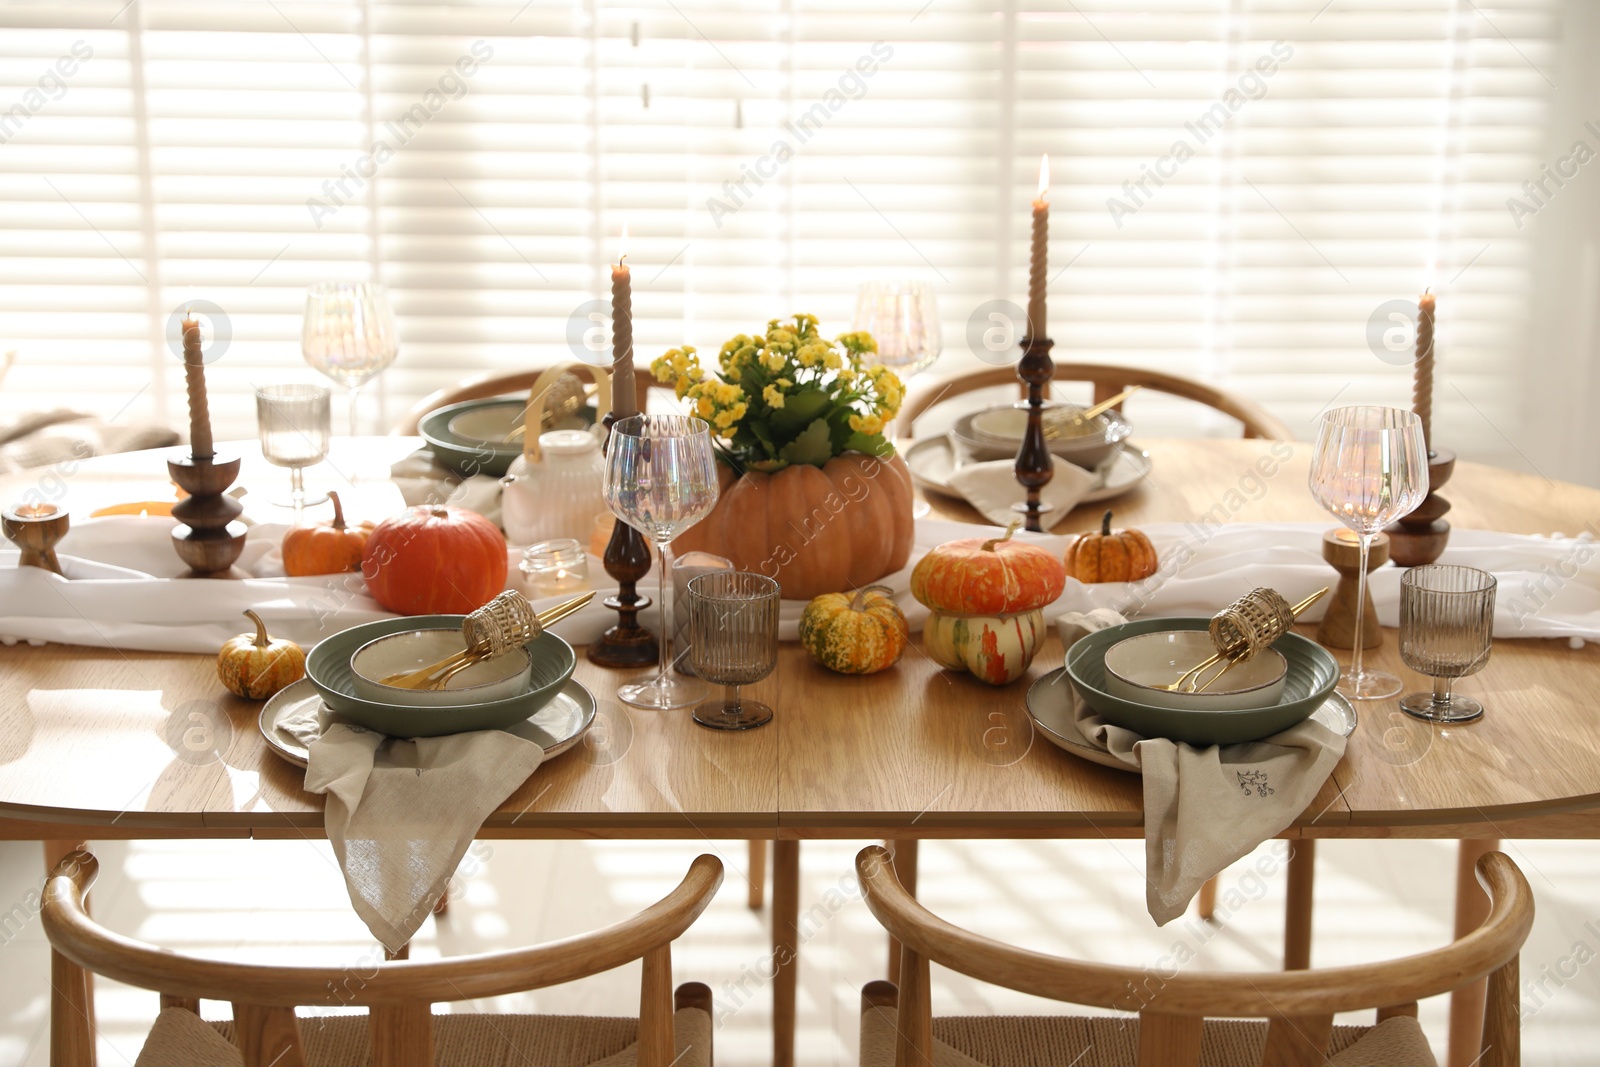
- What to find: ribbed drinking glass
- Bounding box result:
[687,571,779,731]
[1399,564,1497,723]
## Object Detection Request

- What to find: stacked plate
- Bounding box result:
[949,403,1132,470]
[1062,618,1341,746]
[304,615,577,738]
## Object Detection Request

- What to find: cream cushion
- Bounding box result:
[859,1006,1437,1066]
[134,1006,713,1067]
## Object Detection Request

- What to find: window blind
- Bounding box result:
[0,0,1574,476]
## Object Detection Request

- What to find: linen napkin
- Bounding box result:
[389,447,504,528]
[289,703,545,953]
[1055,611,1347,927]
[944,455,1098,529]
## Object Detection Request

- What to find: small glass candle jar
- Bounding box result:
[520,538,590,598]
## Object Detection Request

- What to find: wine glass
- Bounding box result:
[254,384,332,513]
[603,414,721,709]
[687,571,780,730]
[1399,564,1497,723]
[1308,406,1430,699]
[854,281,941,515]
[853,281,942,381]
[301,281,399,436]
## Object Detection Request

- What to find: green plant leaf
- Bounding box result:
[778,418,835,468]
[768,386,833,438]
[844,431,894,459]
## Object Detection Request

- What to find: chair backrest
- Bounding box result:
[855,845,1530,1067]
[898,362,1293,441]
[43,850,723,1067]
[391,365,659,436]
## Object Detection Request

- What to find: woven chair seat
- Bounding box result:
[133,1006,712,1067]
[860,1007,1437,1067]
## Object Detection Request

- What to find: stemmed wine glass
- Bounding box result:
[1308,406,1430,700]
[301,282,400,436]
[603,414,721,709]
[854,281,941,515]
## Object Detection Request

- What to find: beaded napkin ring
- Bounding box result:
[463,591,541,657]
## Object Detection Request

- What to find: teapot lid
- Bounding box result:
[538,428,600,455]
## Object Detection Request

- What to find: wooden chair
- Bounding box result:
[42,849,724,1067]
[854,845,1531,1067]
[898,362,1293,441]
[391,366,656,436]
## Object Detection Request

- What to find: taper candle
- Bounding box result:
[181,308,214,459]
[1413,289,1435,453]
[1026,154,1049,339]
[610,226,636,419]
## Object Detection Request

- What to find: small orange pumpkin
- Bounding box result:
[910,522,1066,616]
[217,610,306,699]
[1064,510,1158,583]
[282,492,373,577]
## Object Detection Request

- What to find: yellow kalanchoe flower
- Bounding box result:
[848,412,884,436]
[763,384,785,408]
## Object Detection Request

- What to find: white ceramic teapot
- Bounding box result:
[501,364,611,547]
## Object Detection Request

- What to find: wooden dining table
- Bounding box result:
[3,436,1598,1067]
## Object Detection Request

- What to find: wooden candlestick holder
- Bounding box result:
[1385,447,1454,567]
[1318,528,1388,650]
[3,502,70,576]
[167,454,248,578]
[587,413,659,669]
[1013,335,1055,533]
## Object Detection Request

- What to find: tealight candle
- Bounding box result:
[520,538,591,598]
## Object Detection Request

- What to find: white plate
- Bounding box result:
[905,436,1153,505]
[257,677,597,769]
[1024,666,1358,773]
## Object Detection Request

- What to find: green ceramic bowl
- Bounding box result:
[418,396,598,478]
[1064,617,1339,746]
[305,615,576,738]
[418,399,528,478]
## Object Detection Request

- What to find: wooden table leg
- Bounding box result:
[1448,839,1499,1067]
[44,840,97,1067]
[772,839,799,1067]
[1197,876,1218,921]
[747,838,767,910]
[1284,840,1315,971]
[885,839,919,986]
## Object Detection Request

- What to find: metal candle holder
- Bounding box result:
[1012,334,1055,532]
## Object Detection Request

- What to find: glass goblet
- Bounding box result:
[1399,564,1497,723]
[687,571,779,730]
[301,281,399,436]
[602,414,721,710]
[854,280,941,516]
[1308,406,1430,700]
[254,384,331,513]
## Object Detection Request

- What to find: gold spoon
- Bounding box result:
[1043,385,1141,439]
[1152,587,1330,693]
[377,591,594,690]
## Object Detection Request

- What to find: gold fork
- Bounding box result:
[377,591,594,690]
[1153,587,1331,694]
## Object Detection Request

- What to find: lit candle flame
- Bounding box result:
[1037,154,1050,202]
[1423,259,1435,295]
[617,225,628,268]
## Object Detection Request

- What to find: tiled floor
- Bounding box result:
[2,836,1598,1065]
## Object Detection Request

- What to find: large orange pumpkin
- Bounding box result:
[910,522,1066,616]
[672,451,915,602]
[362,505,508,615]
[1064,510,1158,583]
